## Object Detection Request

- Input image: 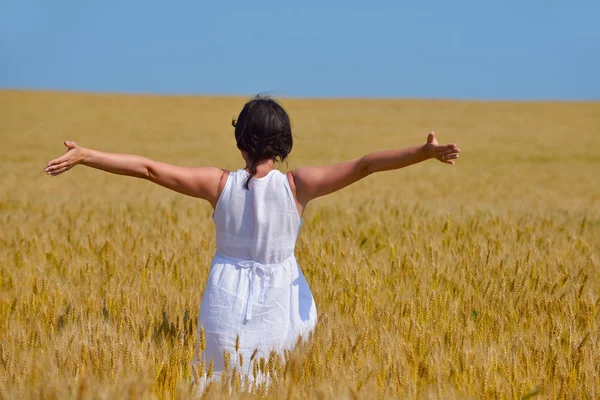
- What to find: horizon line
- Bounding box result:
[1,87,599,104]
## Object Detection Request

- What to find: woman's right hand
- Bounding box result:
[44,141,85,176]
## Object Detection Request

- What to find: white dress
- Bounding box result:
[194,168,317,383]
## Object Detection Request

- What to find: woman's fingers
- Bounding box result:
[47,147,78,166]
[427,132,436,144]
[45,159,72,174]
[434,153,459,165]
[440,154,459,164]
[45,142,80,176]
[434,145,460,156]
[434,150,460,161]
[64,140,77,149]
[47,154,69,167]
[430,142,460,165]
[49,166,71,176]
[443,149,459,156]
[438,144,457,151]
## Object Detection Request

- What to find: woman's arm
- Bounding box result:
[44,141,226,207]
[288,132,460,214]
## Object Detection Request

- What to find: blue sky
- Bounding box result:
[1,0,598,100]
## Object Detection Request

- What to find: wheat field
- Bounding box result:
[0,91,599,399]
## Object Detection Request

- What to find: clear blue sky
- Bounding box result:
[1,0,598,100]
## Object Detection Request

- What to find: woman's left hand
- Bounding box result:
[44,141,85,176]
[425,132,460,165]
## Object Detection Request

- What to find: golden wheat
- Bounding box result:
[0,91,599,399]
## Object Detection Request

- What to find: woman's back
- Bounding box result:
[213,169,302,264]
[197,168,316,385]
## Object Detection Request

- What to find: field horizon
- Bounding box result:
[5,88,600,103]
[1,90,599,399]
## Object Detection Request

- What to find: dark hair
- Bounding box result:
[232,95,293,189]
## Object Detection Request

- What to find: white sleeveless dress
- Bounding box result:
[195,168,317,382]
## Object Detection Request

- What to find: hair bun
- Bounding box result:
[233,96,293,189]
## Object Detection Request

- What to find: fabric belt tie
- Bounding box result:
[237,260,271,321]
[214,252,296,322]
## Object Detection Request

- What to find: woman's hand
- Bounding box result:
[44,141,85,176]
[425,132,460,165]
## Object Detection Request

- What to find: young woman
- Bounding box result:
[44,95,460,385]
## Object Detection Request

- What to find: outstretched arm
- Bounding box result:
[44,141,226,207]
[288,132,459,214]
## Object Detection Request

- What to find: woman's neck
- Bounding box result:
[244,158,275,177]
